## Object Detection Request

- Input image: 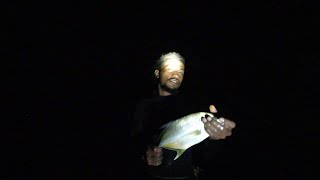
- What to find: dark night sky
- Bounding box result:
[4,1,319,179]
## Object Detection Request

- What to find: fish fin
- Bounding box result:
[160,121,174,129]
[160,129,202,148]
[181,129,201,137]
[193,129,201,135]
[174,149,186,160]
[157,121,175,142]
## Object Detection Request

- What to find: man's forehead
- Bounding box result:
[163,59,185,69]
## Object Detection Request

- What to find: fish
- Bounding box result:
[158,112,217,160]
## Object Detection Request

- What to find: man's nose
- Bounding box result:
[171,72,180,78]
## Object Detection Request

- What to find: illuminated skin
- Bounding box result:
[145,55,236,166]
[154,58,185,96]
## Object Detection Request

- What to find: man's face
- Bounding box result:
[156,59,185,92]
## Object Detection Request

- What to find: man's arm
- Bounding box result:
[130,100,164,167]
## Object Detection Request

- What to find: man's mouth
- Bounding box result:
[169,78,179,84]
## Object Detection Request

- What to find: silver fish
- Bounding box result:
[158,112,216,160]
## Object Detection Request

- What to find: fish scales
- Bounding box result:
[158,112,214,160]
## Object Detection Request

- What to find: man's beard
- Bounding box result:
[160,83,179,95]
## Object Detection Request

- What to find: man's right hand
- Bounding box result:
[145,147,163,166]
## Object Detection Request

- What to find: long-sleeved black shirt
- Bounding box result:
[129,94,210,179]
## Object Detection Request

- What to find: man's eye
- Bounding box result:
[166,69,184,75]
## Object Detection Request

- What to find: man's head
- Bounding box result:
[154,52,185,96]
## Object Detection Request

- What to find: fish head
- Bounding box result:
[159,112,216,160]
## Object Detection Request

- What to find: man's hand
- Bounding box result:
[201,105,236,140]
[145,147,163,166]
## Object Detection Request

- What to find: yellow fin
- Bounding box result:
[162,130,201,149]
[193,129,201,135]
[163,142,181,149]
[174,149,186,160]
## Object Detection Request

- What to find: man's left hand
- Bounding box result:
[201,105,236,140]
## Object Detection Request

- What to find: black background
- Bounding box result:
[4,1,319,179]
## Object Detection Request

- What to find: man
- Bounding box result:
[130,52,236,180]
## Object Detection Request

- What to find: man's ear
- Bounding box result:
[154,70,160,78]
